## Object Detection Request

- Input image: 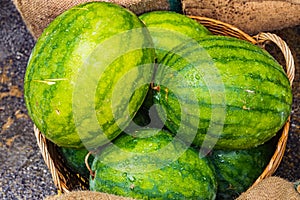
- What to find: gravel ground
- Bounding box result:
[0,0,56,199]
[0,0,299,199]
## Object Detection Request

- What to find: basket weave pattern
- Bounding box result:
[34,16,295,195]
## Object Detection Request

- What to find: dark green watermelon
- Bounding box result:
[153,35,292,150]
[59,147,94,179]
[90,128,217,199]
[209,140,276,199]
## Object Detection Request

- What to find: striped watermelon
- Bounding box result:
[153,35,292,150]
[209,140,276,199]
[139,11,211,63]
[59,147,94,179]
[24,2,155,149]
[90,128,217,199]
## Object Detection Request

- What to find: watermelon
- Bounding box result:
[90,128,217,200]
[59,147,94,179]
[209,140,276,199]
[139,11,211,63]
[24,2,155,149]
[153,35,292,150]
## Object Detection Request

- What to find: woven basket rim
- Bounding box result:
[34,16,295,195]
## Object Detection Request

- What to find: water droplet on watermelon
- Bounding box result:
[128,175,136,182]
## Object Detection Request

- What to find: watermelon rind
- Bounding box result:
[24,2,156,149]
[153,35,292,150]
[90,128,217,200]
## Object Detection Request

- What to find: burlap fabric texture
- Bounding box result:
[14,0,300,39]
[44,177,300,200]
[182,0,300,34]
[13,0,181,39]
[237,176,300,200]
[44,190,134,200]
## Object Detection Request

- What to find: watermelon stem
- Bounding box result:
[150,82,160,92]
[85,151,95,179]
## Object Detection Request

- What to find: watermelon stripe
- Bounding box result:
[200,125,279,140]
[163,89,289,115]
[38,22,82,128]
[165,119,279,145]
[175,83,291,105]
[93,24,152,107]
[95,51,150,107]
[94,175,198,199]
[193,36,274,60]
[28,8,85,67]
[213,162,249,188]
[139,11,211,64]
[90,129,217,199]
[157,89,288,132]
[213,56,288,82]
[94,172,208,199]
[94,54,149,117]
[144,19,203,32]
[161,36,285,72]
[165,44,287,82]
[160,100,285,130]
[157,43,203,71]
[159,54,289,99]
[162,110,279,141]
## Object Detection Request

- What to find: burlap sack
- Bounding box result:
[236,176,300,200]
[182,0,300,34]
[14,0,300,39]
[13,0,181,39]
[44,190,135,200]
[44,177,300,200]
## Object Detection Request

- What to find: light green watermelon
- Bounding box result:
[24,2,155,149]
[139,11,211,62]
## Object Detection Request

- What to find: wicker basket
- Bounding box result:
[34,16,295,196]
